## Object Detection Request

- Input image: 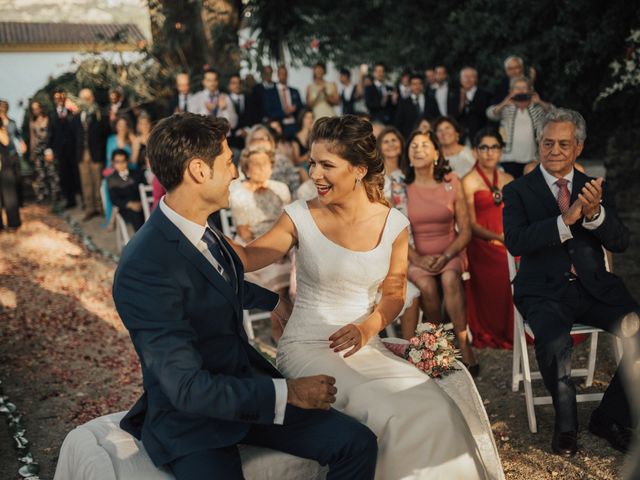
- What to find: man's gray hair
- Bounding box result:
[509,75,532,90]
[537,108,587,144]
[503,55,524,69]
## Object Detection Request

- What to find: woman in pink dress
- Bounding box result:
[392,130,477,373]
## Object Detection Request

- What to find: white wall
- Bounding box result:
[0,50,143,126]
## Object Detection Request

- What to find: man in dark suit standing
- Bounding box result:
[113,113,377,479]
[503,108,638,457]
[455,67,492,144]
[73,88,109,221]
[364,62,396,124]
[227,73,251,153]
[431,65,459,118]
[246,65,275,126]
[264,65,304,140]
[165,73,192,117]
[394,73,439,139]
[46,88,78,209]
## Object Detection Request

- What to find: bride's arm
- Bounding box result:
[330,228,409,357]
[226,212,297,272]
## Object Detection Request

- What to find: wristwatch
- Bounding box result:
[587,207,601,222]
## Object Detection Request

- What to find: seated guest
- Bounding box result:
[107,149,146,231]
[523,159,585,176]
[291,108,314,174]
[461,128,515,349]
[391,129,477,374]
[229,146,292,339]
[377,126,405,200]
[486,76,553,178]
[503,108,639,456]
[103,116,135,225]
[246,125,301,194]
[434,116,475,177]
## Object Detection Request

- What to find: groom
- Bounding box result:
[113,113,377,479]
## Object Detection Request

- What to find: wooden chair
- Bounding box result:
[138,184,154,222]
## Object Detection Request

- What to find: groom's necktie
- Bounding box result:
[202,227,237,290]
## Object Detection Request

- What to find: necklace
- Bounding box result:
[475,164,502,205]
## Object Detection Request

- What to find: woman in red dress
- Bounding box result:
[462,128,514,348]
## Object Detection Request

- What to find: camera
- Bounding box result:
[512,93,531,102]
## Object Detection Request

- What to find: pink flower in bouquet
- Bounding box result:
[422,349,434,360]
[425,359,436,370]
[441,357,450,366]
[409,336,420,347]
[416,361,425,370]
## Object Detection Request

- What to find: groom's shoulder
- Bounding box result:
[118,220,174,270]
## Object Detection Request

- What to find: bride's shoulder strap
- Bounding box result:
[385,207,411,243]
[283,199,310,231]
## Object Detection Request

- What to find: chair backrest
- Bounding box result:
[139,184,154,222]
[219,208,236,237]
[115,213,131,252]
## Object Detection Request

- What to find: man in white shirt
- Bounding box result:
[113,113,377,479]
[188,69,238,129]
[503,108,638,458]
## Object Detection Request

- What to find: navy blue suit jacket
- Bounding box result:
[113,207,280,466]
[263,85,303,122]
[503,166,634,307]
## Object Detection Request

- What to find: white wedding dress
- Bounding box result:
[277,200,504,480]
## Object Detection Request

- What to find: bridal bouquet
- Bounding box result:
[383,323,460,378]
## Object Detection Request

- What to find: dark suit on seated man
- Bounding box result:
[107,148,146,231]
[503,108,638,457]
[113,113,377,479]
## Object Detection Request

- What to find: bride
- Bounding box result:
[230,115,503,480]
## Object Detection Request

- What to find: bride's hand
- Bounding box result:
[329,324,369,358]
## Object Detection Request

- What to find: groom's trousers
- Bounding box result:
[169,405,378,480]
[518,279,639,433]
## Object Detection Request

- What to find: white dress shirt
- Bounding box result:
[435,82,449,116]
[539,165,606,243]
[159,197,288,424]
[465,86,477,102]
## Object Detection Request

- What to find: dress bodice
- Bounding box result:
[279,200,409,345]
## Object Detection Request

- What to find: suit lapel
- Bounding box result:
[150,208,240,308]
[526,165,561,216]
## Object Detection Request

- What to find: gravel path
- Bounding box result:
[0,205,631,479]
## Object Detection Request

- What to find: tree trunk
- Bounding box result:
[200,0,241,80]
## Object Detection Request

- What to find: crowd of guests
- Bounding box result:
[0,55,552,368]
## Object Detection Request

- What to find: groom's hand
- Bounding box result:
[286,375,337,410]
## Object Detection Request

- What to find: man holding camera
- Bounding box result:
[486,76,552,178]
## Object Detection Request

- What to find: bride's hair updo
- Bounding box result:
[309,114,388,206]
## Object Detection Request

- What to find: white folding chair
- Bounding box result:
[508,252,622,433]
[114,212,131,253]
[139,184,154,222]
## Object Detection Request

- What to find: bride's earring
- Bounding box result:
[355,176,362,186]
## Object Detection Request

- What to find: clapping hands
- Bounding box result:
[562,178,603,226]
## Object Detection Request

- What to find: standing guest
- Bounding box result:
[462,128,515,349]
[265,65,304,140]
[246,125,301,194]
[29,100,60,205]
[227,73,250,152]
[230,146,292,299]
[394,73,439,139]
[107,88,134,132]
[503,108,638,456]
[456,67,492,144]
[364,62,396,124]
[107,149,146,231]
[486,76,553,178]
[0,100,27,206]
[131,112,152,169]
[396,70,412,100]
[393,129,478,373]
[492,55,540,105]
[306,62,339,119]
[433,116,475,177]
[292,108,314,174]
[338,68,360,115]
[188,69,238,129]
[166,73,192,116]
[0,124,21,230]
[432,66,458,118]
[247,65,275,125]
[73,88,109,221]
[46,89,78,209]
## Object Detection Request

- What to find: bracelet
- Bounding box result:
[443,252,453,261]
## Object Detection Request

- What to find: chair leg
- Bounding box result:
[585,332,598,387]
[512,312,522,392]
[520,331,538,433]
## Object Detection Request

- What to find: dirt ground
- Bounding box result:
[0,205,634,480]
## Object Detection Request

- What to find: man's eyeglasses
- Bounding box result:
[477,145,502,152]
